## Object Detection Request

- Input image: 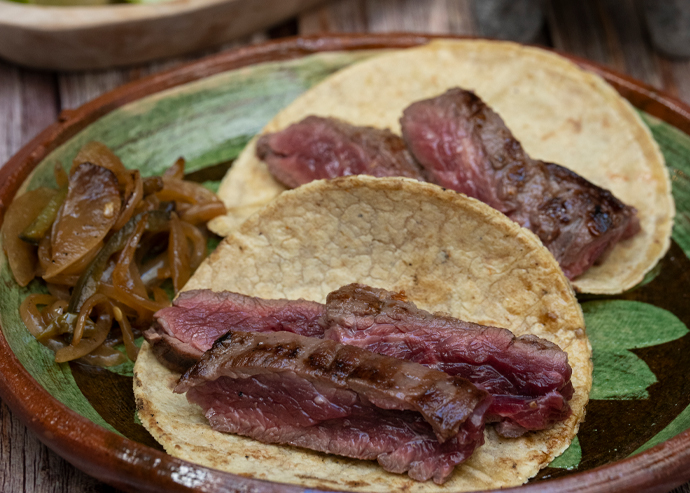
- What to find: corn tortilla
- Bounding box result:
[209,39,674,295]
[135,176,592,492]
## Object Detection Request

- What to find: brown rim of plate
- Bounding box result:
[0,33,688,493]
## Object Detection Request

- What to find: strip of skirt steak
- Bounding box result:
[322,284,573,437]
[144,289,324,373]
[400,87,639,279]
[175,330,491,483]
[150,285,574,436]
[256,115,425,188]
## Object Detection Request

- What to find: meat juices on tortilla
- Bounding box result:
[135,176,592,492]
[209,39,673,294]
[176,330,492,484]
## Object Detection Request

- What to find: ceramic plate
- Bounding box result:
[0,34,689,492]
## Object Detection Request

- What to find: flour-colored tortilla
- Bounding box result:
[209,39,674,295]
[136,176,592,492]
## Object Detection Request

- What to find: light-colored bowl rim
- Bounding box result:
[0,0,240,32]
[0,33,689,493]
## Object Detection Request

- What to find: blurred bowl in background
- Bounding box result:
[0,0,325,71]
[642,0,690,59]
[471,0,545,44]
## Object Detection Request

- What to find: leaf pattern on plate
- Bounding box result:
[550,436,582,470]
[583,300,689,400]
[640,112,690,261]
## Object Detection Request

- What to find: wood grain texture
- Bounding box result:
[0,61,57,165]
[1,1,690,492]
[58,32,270,110]
[299,0,475,34]
[545,0,690,103]
[0,401,116,493]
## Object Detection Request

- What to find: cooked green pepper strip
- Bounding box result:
[68,209,170,313]
[36,312,78,341]
[19,187,67,245]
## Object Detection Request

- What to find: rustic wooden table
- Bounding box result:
[1,0,689,491]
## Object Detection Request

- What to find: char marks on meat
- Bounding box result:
[175,330,491,484]
[323,284,573,437]
[256,115,425,188]
[144,290,324,373]
[400,88,639,279]
[148,285,574,437]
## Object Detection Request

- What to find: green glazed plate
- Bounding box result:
[0,35,689,493]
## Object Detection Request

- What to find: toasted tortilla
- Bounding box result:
[135,176,592,492]
[208,39,674,295]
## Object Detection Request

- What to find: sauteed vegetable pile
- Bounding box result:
[2,142,226,366]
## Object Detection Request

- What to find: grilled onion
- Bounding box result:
[6,141,226,366]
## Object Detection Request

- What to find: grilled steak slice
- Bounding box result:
[176,330,491,484]
[323,284,573,437]
[148,285,573,436]
[143,328,201,374]
[400,88,640,279]
[256,115,425,188]
[144,289,324,373]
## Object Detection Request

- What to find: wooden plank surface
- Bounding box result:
[0,0,689,491]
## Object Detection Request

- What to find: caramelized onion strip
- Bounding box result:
[180,221,206,271]
[157,177,220,205]
[72,294,113,346]
[78,344,127,367]
[134,194,160,215]
[43,274,80,287]
[143,176,164,196]
[55,309,112,364]
[112,216,147,296]
[151,286,170,305]
[130,263,149,300]
[168,213,191,292]
[19,294,55,337]
[54,163,69,189]
[140,253,169,286]
[73,141,133,192]
[110,217,154,315]
[180,201,226,225]
[163,157,185,179]
[46,283,71,301]
[113,304,138,361]
[41,299,68,327]
[37,233,52,276]
[99,282,167,314]
[112,170,143,232]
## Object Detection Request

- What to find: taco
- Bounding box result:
[208,39,674,295]
[134,176,592,492]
